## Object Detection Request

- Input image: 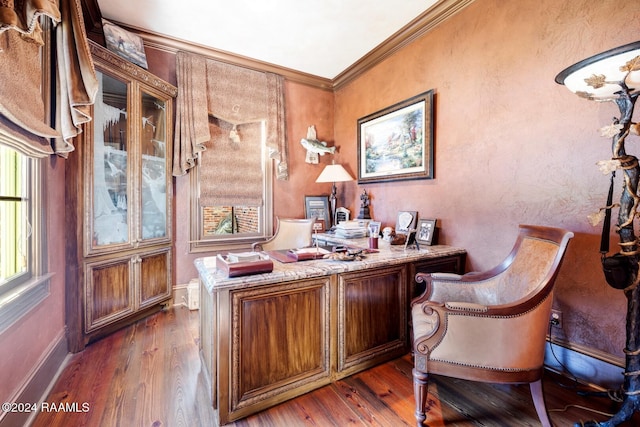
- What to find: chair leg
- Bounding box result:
[412,368,429,427]
[530,379,552,427]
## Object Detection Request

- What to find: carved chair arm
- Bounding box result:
[413,271,496,306]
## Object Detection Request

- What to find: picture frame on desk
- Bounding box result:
[357,89,434,183]
[395,211,418,234]
[416,218,438,246]
[304,195,330,230]
[312,220,325,233]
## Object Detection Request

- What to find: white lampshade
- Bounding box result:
[315,163,354,183]
[555,41,640,101]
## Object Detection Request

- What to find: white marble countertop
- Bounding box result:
[195,241,466,293]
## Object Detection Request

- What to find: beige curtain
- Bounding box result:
[0,28,60,157]
[0,0,97,158]
[172,52,288,182]
[0,0,60,44]
[172,51,209,176]
[0,0,61,157]
[53,0,98,156]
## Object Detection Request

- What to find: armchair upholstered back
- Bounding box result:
[252,217,315,251]
[411,224,574,427]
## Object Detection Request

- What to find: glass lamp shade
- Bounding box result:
[315,164,354,183]
[555,40,640,100]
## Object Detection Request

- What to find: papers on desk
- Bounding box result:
[227,252,262,263]
[335,221,367,239]
[288,247,330,261]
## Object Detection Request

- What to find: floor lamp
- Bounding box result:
[556,41,640,427]
[315,163,354,231]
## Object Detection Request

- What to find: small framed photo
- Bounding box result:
[312,219,325,232]
[404,229,419,250]
[304,195,330,230]
[416,219,437,246]
[395,211,418,234]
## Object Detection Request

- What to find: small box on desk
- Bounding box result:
[216,253,274,277]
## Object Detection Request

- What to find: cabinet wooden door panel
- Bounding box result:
[139,249,171,308]
[338,265,408,374]
[85,257,134,333]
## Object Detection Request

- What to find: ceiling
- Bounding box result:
[96,0,447,80]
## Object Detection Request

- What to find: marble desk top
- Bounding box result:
[195,241,466,293]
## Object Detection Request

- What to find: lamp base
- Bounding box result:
[575,394,640,426]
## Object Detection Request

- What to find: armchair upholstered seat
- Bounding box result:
[411,224,574,427]
[251,217,315,251]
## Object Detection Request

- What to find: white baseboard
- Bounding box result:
[545,338,625,391]
[173,283,189,308]
[173,279,199,310]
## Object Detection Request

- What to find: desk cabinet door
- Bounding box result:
[226,277,332,418]
[337,264,408,375]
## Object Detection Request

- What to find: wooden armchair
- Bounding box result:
[411,224,574,427]
[251,217,315,251]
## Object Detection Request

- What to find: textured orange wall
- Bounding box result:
[333,0,639,358]
[274,82,336,219]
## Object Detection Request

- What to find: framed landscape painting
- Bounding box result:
[357,90,434,183]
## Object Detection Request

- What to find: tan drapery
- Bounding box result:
[0,0,60,44]
[0,28,59,156]
[0,0,61,157]
[0,0,97,158]
[172,52,288,183]
[53,0,98,156]
[172,51,209,176]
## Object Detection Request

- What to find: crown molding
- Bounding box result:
[332,0,476,90]
[132,28,335,91]
[88,0,474,91]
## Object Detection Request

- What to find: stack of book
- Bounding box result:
[335,221,368,239]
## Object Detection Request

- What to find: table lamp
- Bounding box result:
[556,40,640,427]
[315,162,354,230]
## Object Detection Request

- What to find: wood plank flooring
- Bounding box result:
[32,306,640,427]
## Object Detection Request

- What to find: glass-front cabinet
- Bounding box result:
[68,41,177,347]
[88,70,170,253]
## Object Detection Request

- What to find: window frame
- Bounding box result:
[0,144,50,333]
[188,138,273,253]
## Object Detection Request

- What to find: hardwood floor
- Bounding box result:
[32,306,640,427]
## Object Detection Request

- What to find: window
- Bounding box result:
[0,143,49,332]
[189,139,273,252]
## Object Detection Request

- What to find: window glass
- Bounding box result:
[202,206,260,235]
[190,157,272,252]
[0,144,31,290]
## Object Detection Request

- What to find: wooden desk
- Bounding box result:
[195,243,465,425]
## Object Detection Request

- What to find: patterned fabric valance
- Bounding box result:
[173,51,288,182]
[0,0,98,158]
[0,0,60,44]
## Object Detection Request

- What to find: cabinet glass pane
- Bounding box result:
[140,91,167,239]
[93,71,128,246]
